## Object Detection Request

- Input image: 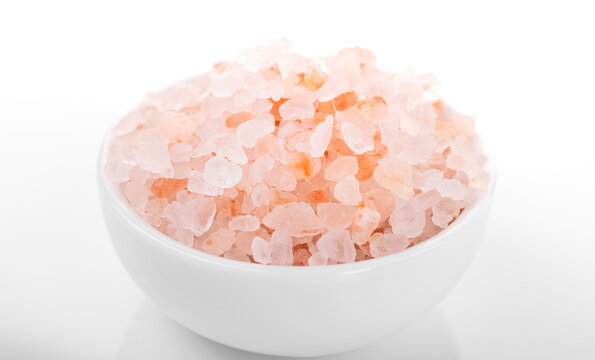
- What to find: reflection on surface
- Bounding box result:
[118,301,460,360]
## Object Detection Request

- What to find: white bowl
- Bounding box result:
[98,139,494,357]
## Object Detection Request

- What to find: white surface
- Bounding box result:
[99,142,492,357]
[1,1,594,359]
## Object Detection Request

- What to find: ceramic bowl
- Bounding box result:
[98,137,494,357]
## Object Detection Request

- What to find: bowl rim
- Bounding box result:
[98,132,495,275]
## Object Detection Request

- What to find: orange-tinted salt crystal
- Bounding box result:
[150,178,188,198]
[313,101,335,124]
[358,96,388,122]
[297,69,325,91]
[333,91,358,111]
[225,111,255,128]
[269,190,298,208]
[355,155,376,181]
[293,245,311,266]
[260,64,282,81]
[287,152,321,179]
[268,97,289,125]
[325,136,355,161]
[306,189,331,205]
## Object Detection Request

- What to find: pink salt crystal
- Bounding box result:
[270,230,294,265]
[316,229,356,263]
[187,170,224,196]
[203,156,242,189]
[316,74,350,102]
[202,228,236,256]
[437,179,468,200]
[165,197,216,236]
[373,157,414,199]
[419,169,444,191]
[309,115,334,157]
[249,155,275,184]
[324,156,359,182]
[469,169,491,191]
[166,225,194,247]
[352,206,381,245]
[362,188,396,223]
[223,247,250,262]
[308,251,328,266]
[279,98,315,120]
[207,133,248,165]
[158,110,198,143]
[123,181,148,212]
[262,202,323,237]
[383,232,410,253]
[317,203,357,229]
[334,175,362,206]
[236,118,275,148]
[251,236,272,264]
[229,215,260,232]
[250,182,269,207]
[169,142,193,163]
[369,233,388,257]
[266,165,297,191]
[390,199,426,238]
[341,122,374,154]
[431,198,462,228]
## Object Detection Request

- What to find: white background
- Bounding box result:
[1,1,594,359]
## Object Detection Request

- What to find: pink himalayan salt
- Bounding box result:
[158,111,198,143]
[203,156,242,189]
[309,115,334,157]
[390,199,426,238]
[316,229,356,263]
[262,202,324,237]
[105,43,490,266]
[333,176,361,206]
[202,228,236,256]
[270,230,293,265]
[251,236,272,264]
[236,119,275,148]
[317,203,356,230]
[373,157,414,199]
[352,205,381,245]
[165,197,217,236]
[229,215,260,231]
[324,156,359,182]
[341,122,374,154]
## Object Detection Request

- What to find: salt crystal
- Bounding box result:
[390,199,426,238]
[279,98,315,120]
[309,115,334,157]
[188,170,224,196]
[262,202,323,237]
[270,230,293,265]
[236,119,275,148]
[317,203,357,230]
[324,156,359,182]
[207,133,248,165]
[203,156,243,189]
[316,229,356,263]
[203,228,236,256]
[158,111,198,143]
[352,206,381,245]
[251,236,272,264]
[437,179,468,200]
[334,176,361,206]
[341,122,374,154]
[373,157,414,199]
[229,215,260,232]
